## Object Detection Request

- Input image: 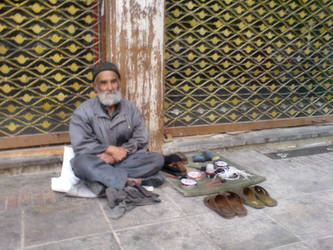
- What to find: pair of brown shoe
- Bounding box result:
[204,192,247,219]
[241,185,277,208]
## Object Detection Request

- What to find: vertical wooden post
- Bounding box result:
[100,0,111,62]
[105,0,165,152]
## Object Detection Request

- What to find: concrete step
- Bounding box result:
[162,124,333,154]
[1,124,333,176]
[0,146,64,176]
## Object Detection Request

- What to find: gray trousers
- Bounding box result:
[71,152,164,189]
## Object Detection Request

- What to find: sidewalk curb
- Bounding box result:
[162,124,333,154]
[0,155,62,176]
[1,124,333,175]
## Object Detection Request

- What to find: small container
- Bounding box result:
[205,163,215,173]
[214,160,228,168]
[187,171,204,180]
[180,178,197,188]
[205,163,215,179]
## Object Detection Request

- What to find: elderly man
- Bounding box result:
[69,62,164,193]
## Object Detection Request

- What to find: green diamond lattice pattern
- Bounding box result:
[0,0,99,137]
[164,0,333,127]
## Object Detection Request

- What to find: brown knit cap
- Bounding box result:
[92,62,121,81]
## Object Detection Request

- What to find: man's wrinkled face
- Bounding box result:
[94,70,122,106]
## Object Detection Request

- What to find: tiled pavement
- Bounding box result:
[1,140,333,250]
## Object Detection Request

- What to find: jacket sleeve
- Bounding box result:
[69,109,108,155]
[121,104,148,154]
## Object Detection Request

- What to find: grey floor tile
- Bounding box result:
[115,218,218,250]
[24,201,110,247]
[305,235,333,250]
[218,150,297,200]
[256,160,333,199]
[269,241,312,250]
[0,210,21,250]
[1,140,332,250]
[0,175,24,196]
[313,188,333,207]
[279,154,333,193]
[194,209,300,250]
[155,183,210,216]
[0,196,6,211]
[263,192,333,241]
[0,172,58,196]
[16,172,57,193]
[26,232,121,250]
[100,187,183,230]
[222,149,333,200]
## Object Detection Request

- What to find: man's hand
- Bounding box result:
[97,152,115,164]
[105,145,128,163]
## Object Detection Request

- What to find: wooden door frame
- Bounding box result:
[104,0,165,152]
[165,116,333,137]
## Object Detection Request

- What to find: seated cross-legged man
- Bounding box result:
[69,62,165,195]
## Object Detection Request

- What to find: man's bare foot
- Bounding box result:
[126,177,142,186]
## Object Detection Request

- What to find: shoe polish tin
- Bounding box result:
[214,160,228,167]
[180,178,197,188]
[187,171,204,181]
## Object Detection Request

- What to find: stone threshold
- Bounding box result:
[162,123,333,154]
[1,124,333,176]
[0,146,64,176]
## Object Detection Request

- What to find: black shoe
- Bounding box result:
[142,173,165,187]
[85,181,106,197]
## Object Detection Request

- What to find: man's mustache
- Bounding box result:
[103,90,118,95]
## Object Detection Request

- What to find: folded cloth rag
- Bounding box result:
[106,185,161,219]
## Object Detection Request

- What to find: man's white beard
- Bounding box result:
[97,89,122,106]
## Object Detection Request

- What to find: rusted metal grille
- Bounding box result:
[0,0,100,138]
[164,0,333,128]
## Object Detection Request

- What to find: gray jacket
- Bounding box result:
[69,97,148,155]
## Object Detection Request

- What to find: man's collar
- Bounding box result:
[106,102,121,119]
